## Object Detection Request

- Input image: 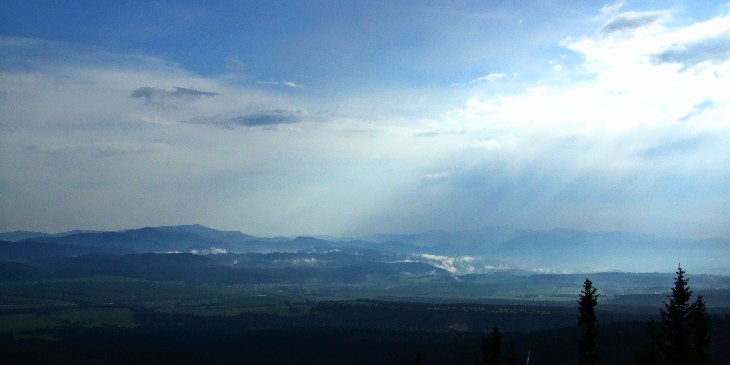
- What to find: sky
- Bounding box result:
[1,1,729,238]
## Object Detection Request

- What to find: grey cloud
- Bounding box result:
[638,136,707,158]
[228,110,300,126]
[415,129,466,137]
[600,12,663,34]
[654,32,730,67]
[130,86,220,105]
[185,109,302,129]
[21,144,153,158]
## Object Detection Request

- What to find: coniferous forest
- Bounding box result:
[2,226,729,364]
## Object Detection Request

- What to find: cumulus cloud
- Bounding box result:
[439,9,730,146]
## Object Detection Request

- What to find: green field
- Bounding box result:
[0,307,136,333]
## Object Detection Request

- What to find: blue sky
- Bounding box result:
[1,1,729,238]
[2,0,583,88]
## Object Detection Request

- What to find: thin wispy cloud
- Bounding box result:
[185,109,303,129]
[421,171,450,181]
[256,81,304,88]
[598,2,624,18]
[678,100,715,122]
[451,73,507,87]
[131,86,220,106]
[600,11,667,34]
[654,31,730,66]
[472,73,506,83]
[638,136,708,159]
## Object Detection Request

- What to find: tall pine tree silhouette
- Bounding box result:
[480,327,503,365]
[505,340,518,365]
[577,278,599,365]
[689,295,709,364]
[660,264,693,364]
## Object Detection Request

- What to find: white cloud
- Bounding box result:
[447,11,730,136]
[421,171,450,180]
[599,2,624,18]
[418,254,475,274]
[472,72,506,83]
[283,81,302,88]
[256,80,303,88]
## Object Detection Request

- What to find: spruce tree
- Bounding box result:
[689,295,709,364]
[577,278,599,365]
[480,327,503,365]
[633,319,666,364]
[660,265,693,364]
[505,340,518,365]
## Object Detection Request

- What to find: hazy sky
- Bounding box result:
[1,1,729,238]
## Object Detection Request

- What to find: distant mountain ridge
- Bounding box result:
[0,230,102,242]
[1,224,728,274]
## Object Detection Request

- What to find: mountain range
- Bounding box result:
[1,224,728,275]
